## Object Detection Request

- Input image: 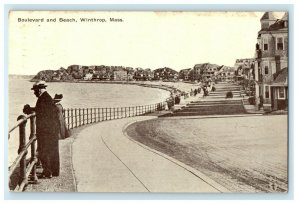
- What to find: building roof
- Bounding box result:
[268,19,287,31]
[272,67,288,86]
[281,12,288,20]
[221,66,236,73]
[260,12,276,21]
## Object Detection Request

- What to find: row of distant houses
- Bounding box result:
[60,65,181,81]
[179,64,236,82]
[56,64,241,82]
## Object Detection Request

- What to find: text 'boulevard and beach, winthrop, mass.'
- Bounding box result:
[17,17,124,23]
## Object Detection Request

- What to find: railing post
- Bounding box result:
[90,108,93,123]
[113,107,115,119]
[82,108,85,125]
[75,109,78,128]
[98,108,100,122]
[106,108,108,120]
[67,109,70,129]
[94,108,96,123]
[109,108,111,120]
[79,108,81,126]
[17,115,28,186]
[71,108,74,129]
[87,108,89,124]
[29,116,38,183]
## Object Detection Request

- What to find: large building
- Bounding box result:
[254,12,288,111]
[193,63,220,81]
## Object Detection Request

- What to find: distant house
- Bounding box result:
[153,67,178,81]
[193,63,219,81]
[178,68,192,81]
[83,73,93,80]
[216,66,236,81]
[113,70,128,81]
[254,12,288,111]
[202,66,219,81]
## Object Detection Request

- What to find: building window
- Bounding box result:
[265,86,270,98]
[263,38,268,51]
[277,37,284,50]
[265,66,269,75]
[278,87,285,99]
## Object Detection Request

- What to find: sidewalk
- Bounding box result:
[72,116,226,192]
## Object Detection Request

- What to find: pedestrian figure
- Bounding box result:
[23,81,60,178]
[202,86,206,98]
[212,86,216,92]
[194,89,198,96]
[198,87,201,93]
[53,94,70,140]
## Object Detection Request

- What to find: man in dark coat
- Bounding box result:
[23,81,60,178]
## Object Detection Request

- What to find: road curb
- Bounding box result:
[122,116,230,193]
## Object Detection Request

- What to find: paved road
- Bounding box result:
[126,115,288,192]
[72,116,226,192]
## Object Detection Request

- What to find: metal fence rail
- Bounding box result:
[62,102,165,130]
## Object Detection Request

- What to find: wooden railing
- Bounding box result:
[8,113,38,192]
[8,101,168,191]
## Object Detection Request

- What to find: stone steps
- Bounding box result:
[161,82,247,117]
[190,100,241,105]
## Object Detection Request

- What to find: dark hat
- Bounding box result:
[53,94,63,101]
[31,80,47,90]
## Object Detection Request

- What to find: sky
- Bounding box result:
[8,11,285,75]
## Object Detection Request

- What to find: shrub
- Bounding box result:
[226,91,233,98]
[248,97,256,105]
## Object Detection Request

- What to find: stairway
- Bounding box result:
[161,82,247,117]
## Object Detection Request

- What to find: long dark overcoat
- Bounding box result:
[34,91,60,176]
[55,103,70,140]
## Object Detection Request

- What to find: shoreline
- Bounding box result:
[35,80,201,105]
[44,80,190,93]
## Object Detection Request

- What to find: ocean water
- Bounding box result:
[8,78,170,165]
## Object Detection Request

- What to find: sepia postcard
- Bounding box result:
[8,10,289,193]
